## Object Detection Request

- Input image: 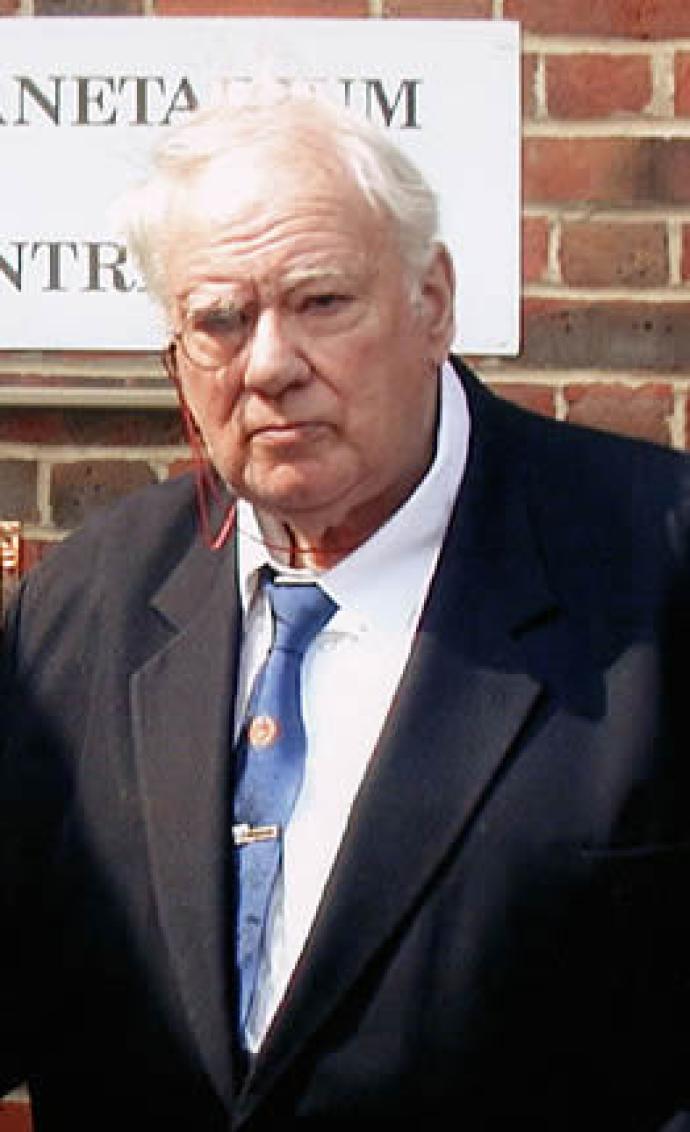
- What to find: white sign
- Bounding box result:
[0,18,520,354]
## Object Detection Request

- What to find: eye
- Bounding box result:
[193,305,250,338]
[301,292,352,314]
[180,301,254,369]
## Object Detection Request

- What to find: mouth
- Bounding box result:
[249,422,329,445]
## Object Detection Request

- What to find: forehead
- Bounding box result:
[164,149,395,300]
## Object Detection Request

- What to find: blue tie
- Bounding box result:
[233,573,337,1041]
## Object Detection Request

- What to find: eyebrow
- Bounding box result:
[180,258,369,314]
[277,264,362,291]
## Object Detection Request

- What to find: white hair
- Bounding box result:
[118,84,443,307]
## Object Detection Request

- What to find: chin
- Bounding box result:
[256,491,335,521]
[245,464,350,512]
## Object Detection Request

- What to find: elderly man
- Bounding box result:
[2,92,690,1131]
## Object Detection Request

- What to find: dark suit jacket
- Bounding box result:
[2,362,690,1131]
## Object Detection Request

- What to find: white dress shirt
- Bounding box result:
[234,361,470,1051]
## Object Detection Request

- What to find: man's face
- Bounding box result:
[167,149,454,547]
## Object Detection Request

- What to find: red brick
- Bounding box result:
[35,0,142,12]
[523,216,550,284]
[546,54,652,119]
[560,221,668,287]
[522,298,690,370]
[0,462,39,523]
[0,1,21,13]
[167,458,196,478]
[564,382,673,445]
[646,139,690,202]
[522,54,538,120]
[525,138,634,204]
[504,0,690,39]
[488,382,556,418]
[0,409,182,447]
[51,461,156,529]
[381,0,491,14]
[0,1101,32,1132]
[675,53,690,116]
[20,538,58,576]
[524,138,690,206]
[155,0,366,13]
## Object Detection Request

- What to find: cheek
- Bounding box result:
[180,369,238,435]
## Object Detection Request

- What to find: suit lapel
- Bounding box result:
[130,532,240,1106]
[238,371,566,1119]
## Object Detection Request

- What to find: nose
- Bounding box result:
[241,307,309,395]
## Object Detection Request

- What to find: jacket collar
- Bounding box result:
[130,525,240,1107]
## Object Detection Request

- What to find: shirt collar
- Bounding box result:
[236,361,470,631]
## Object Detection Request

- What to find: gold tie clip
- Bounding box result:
[232,822,280,847]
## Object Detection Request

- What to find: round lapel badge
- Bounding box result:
[248,714,280,749]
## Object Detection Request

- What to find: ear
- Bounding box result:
[418,243,456,365]
[163,343,207,450]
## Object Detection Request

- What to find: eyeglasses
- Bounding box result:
[173,280,361,372]
[174,299,252,371]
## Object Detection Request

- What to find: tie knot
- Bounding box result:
[264,576,337,657]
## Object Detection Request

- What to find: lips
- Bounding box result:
[248,421,328,443]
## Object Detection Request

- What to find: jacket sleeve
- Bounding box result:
[0,594,29,1096]
[0,583,66,1098]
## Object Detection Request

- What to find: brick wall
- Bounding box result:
[1,0,690,1123]
[499,0,690,449]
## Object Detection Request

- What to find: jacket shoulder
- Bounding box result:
[25,474,199,592]
[455,358,690,620]
[4,475,218,663]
